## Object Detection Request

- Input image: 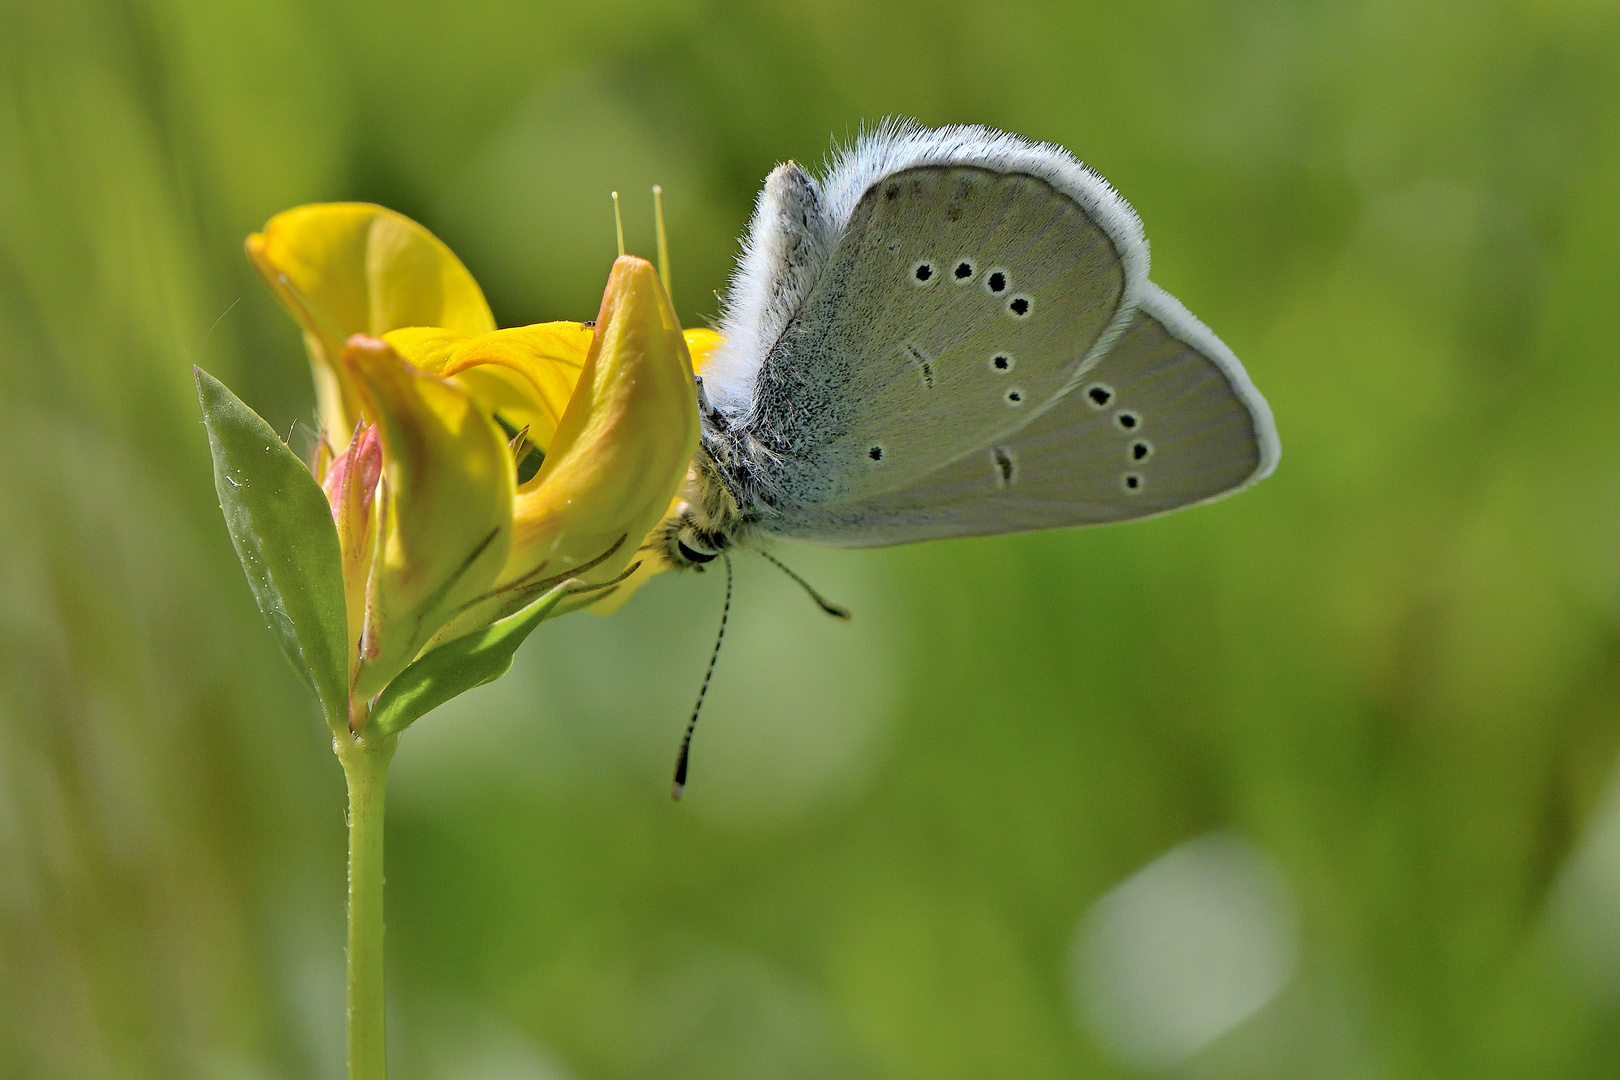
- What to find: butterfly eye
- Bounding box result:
[911,260,937,285]
[1122,473,1144,493]
[985,269,1009,294]
[1086,384,1114,408]
[953,259,976,282]
[990,353,1013,373]
[1130,440,1153,462]
[1004,387,1024,407]
[1114,410,1140,431]
[675,526,720,565]
[677,539,718,564]
[1006,295,1032,319]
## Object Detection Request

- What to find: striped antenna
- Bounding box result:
[757,549,851,620]
[672,553,732,801]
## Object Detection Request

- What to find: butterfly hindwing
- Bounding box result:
[775,283,1280,546]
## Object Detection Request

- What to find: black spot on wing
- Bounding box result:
[992,446,1017,488]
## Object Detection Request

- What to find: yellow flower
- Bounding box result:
[248,204,702,710]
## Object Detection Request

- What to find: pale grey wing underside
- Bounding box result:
[772,283,1280,547]
[745,164,1132,506]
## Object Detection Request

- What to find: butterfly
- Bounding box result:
[653,121,1278,572]
[649,122,1280,797]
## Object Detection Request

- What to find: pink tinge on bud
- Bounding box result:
[323,424,382,524]
[323,421,384,682]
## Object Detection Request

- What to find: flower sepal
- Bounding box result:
[195,367,351,735]
[366,555,640,739]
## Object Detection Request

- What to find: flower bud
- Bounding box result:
[322,423,383,665]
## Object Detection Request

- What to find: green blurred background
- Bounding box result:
[4,0,1620,1076]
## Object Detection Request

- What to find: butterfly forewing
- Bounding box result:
[750,165,1132,511]
[775,284,1279,546]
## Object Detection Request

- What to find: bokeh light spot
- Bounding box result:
[1070,832,1298,1070]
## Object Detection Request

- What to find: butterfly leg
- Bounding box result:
[693,375,726,429]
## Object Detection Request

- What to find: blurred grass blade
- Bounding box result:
[195,367,351,732]
[369,576,580,737]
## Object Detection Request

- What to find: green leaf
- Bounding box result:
[195,367,351,733]
[368,577,578,738]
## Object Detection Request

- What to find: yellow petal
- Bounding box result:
[517,257,698,568]
[439,322,593,455]
[684,328,722,375]
[380,327,476,374]
[383,323,593,457]
[585,328,724,615]
[246,204,495,447]
[341,336,514,700]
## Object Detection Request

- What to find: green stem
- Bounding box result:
[337,725,398,1080]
